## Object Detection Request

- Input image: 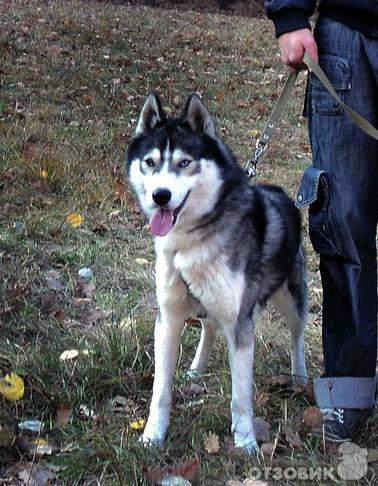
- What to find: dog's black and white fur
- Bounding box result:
[126,93,307,453]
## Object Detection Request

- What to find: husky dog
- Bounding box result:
[126,93,307,453]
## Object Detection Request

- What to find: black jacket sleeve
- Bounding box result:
[264,0,317,37]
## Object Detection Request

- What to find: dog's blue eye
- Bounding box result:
[145,159,155,168]
[179,159,191,168]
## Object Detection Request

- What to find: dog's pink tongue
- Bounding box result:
[149,208,174,236]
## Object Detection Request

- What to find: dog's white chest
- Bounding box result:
[174,250,245,326]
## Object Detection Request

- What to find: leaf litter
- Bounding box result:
[144,457,200,485]
[5,462,56,486]
[1,0,367,483]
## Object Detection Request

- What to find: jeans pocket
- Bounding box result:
[296,166,342,256]
[310,55,351,116]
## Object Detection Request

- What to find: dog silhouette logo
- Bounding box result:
[337,442,368,480]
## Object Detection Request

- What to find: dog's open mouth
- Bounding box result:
[149,192,190,237]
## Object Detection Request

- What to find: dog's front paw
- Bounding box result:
[140,420,167,447]
[140,433,164,447]
[234,433,260,454]
[232,415,259,454]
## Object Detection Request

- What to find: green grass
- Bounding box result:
[0,0,377,484]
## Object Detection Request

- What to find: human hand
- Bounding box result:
[278,28,318,70]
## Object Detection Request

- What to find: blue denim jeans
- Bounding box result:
[297,16,378,408]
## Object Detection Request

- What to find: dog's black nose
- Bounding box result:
[152,188,171,206]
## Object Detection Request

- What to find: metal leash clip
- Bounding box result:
[245,139,268,179]
[244,69,299,180]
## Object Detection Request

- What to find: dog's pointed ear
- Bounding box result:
[135,93,166,136]
[182,94,216,139]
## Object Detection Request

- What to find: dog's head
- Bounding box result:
[126,93,231,237]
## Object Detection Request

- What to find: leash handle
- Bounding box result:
[245,52,378,178]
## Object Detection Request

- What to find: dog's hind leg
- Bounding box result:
[188,319,217,377]
[271,251,308,386]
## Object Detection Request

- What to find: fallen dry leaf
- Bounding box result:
[5,285,29,302]
[106,395,138,415]
[81,307,110,325]
[74,297,92,306]
[59,349,79,361]
[45,270,63,291]
[303,406,323,429]
[135,257,149,265]
[14,435,53,457]
[31,438,53,456]
[256,391,270,407]
[17,462,55,486]
[260,442,276,457]
[145,458,200,484]
[0,373,25,401]
[129,418,145,431]
[179,382,206,398]
[283,426,302,449]
[56,403,72,427]
[266,374,292,388]
[66,212,84,228]
[253,416,270,442]
[74,279,91,303]
[249,128,259,138]
[82,282,96,297]
[204,432,220,454]
[114,178,125,199]
[40,291,62,316]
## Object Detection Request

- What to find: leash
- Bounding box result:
[245,51,378,178]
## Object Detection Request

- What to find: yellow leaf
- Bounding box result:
[129,419,145,430]
[0,373,25,401]
[40,169,48,179]
[31,438,53,455]
[66,213,84,228]
[249,128,259,138]
[31,438,48,446]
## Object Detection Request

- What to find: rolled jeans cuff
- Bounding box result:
[314,376,377,409]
